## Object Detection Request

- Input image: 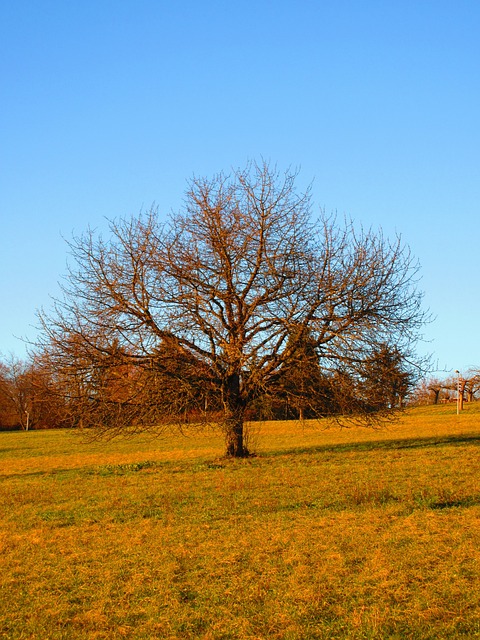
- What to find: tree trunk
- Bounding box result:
[223,373,248,457]
[225,412,246,457]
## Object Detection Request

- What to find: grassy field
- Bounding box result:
[1,404,479,639]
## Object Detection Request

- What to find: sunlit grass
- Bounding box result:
[1,404,480,638]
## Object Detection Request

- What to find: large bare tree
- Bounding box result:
[37,162,427,456]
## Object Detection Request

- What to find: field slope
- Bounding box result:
[1,404,479,639]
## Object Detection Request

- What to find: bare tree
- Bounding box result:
[427,378,444,405]
[37,162,427,456]
[0,356,32,430]
[465,372,480,403]
[0,361,18,429]
[0,354,70,430]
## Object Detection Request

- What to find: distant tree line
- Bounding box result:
[0,355,70,431]
[4,348,477,433]
[411,372,480,408]
[0,338,415,432]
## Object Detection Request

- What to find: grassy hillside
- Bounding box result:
[1,405,479,639]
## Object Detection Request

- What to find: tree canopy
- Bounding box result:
[37,162,427,456]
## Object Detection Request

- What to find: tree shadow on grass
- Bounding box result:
[265,432,480,458]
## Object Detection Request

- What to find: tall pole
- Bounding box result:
[455,370,460,415]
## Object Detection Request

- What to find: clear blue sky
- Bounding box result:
[1,0,479,376]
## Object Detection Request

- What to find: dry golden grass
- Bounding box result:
[1,404,479,638]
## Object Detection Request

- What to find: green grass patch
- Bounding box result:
[1,404,480,638]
